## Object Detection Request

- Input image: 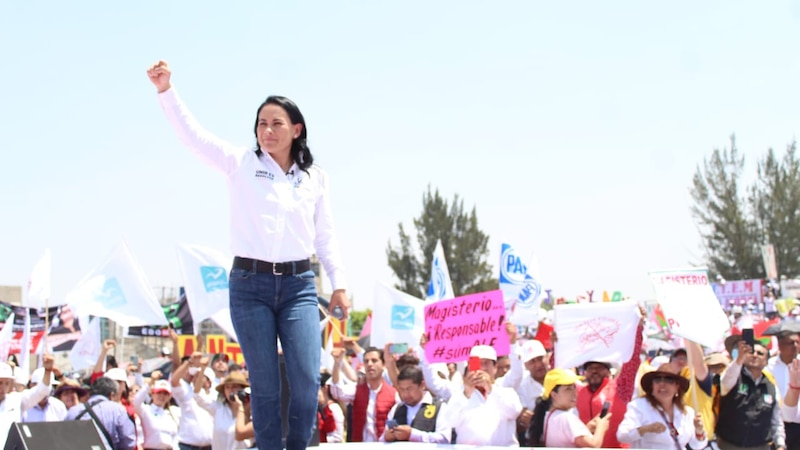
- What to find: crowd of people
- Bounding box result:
[3,299,800,449]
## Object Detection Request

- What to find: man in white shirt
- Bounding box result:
[768,331,800,447]
[0,356,57,444]
[441,345,523,446]
[171,353,214,450]
[22,366,66,422]
[503,338,548,435]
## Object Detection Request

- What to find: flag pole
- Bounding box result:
[317,303,346,339]
[43,299,49,359]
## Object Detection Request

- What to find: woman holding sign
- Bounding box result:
[147,60,349,450]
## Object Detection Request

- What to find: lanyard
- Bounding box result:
[656,406,682,450]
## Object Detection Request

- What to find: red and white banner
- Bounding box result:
[553,301,640,369]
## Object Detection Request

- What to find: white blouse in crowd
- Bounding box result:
[543,409,591,448]
[193,392,251,450]
[133,384,180,450]
[322,401,345,443]
[158,87,347,291]
[617,397,707,450]
[171,379,214,447]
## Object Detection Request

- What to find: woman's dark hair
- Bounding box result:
[253,96,314,172]
[528,387,562,446]
[106,355,118,369]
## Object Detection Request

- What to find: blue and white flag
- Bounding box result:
[425,240,455,303]
[499,242,546,326]
[371,281,425,350]
[176,244,232,334]
[65,240,168,327]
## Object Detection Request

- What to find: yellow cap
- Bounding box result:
[542,368,583,400]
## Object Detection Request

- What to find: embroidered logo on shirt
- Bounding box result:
[423,404,436,419]
[255,170,275,180]
[200,266,229,293]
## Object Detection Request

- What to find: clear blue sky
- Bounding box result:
[2,1,800,311]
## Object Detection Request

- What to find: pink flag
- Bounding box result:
[359,313,372,339]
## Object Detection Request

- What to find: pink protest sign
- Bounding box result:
[424,289,509,363]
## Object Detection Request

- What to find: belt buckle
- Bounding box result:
[273,263,283,276]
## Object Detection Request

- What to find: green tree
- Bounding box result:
[386,186,496,298]
[751,141,800,278]
[690,135,763,279]
[348,309,371,337]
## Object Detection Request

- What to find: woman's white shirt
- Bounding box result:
[617,397,707,450]
[158,87,347,291]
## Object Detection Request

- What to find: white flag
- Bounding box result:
[649,268,730,348]
[554,301,641,369]
[0,313,15,361]
[18,311,31,376]
[176,244,232,333]
[69,316,102,371]
[65,240,168,327]
[499,242,545,326]
[425,240,456,303]
[371,281,425,349]
[25,248,52,308]
[210,309,237,342]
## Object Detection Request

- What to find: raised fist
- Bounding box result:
[146,60,172,93]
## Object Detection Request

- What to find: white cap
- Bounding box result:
[104,368,128,386]
[203,367,216,382]
[161,346,171,356]
[0,362,13,379]
[469,345,497,362]
[517,339,547,363]
[731,305,743,314]
[151,379,172,394]
[30,367,58,386]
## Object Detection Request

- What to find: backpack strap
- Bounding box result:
[75,399,115,449]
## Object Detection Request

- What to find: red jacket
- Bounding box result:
[576,322,644,448]
[350,382,396,442]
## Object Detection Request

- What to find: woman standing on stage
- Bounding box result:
[147,60,349,450]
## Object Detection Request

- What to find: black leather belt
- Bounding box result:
[233,256,311,275]
[178,444,212,450]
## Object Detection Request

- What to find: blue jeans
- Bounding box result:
[229,267,321,450]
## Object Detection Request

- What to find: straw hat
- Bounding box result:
[215,371,249,394]
[640,366,690,395]
[54,379,88,398]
